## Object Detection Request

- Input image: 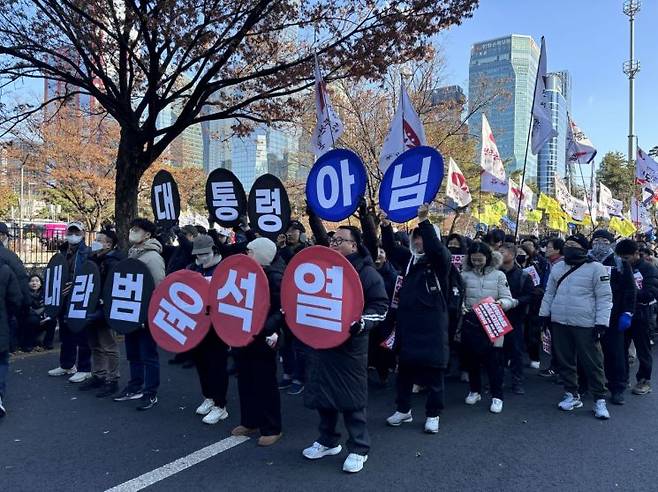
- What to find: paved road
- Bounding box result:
[2,348,658,491]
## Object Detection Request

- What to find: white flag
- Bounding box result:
[507,178,533,212]
[554,176,572,210]
[531,37,558,155]
[631,197,652,231]
[481,171,508,194]
[446,158,472,207]
[309,55,344,157]
[636,147,658,185]
[480,114,506,181]
[379,82,426,172]
[566,114,597,164]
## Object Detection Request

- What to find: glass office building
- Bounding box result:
[537,71,571,195]
[468,35,540,180]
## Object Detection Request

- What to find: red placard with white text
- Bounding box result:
[281,246,364,349]
[472,296,514,342]
[209,254,270,347]
[148,270,211,353]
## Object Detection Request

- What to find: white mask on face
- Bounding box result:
[66,234,83,245]
[90,241,104,252]
[195,253,214,266]
[129,230,144,244]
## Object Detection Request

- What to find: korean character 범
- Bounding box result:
[109,273,143,323]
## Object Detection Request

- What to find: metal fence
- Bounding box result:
[5,224,97,269]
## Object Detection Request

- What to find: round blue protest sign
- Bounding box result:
[306,149,367,222]
[379,146,444,223]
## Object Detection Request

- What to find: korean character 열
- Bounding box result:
[294,263,344,332]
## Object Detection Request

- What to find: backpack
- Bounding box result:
[443,264,465,312]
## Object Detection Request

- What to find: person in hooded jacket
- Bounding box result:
[615,239,658,396]
[587,229,636,405]
[302,225,388,474]
[81,229,125,398]
[382,204,451,434]
[460,242,515,414]
[185,234,231,425]
[113,218,165,411]
[539,234,613,419]
[48,221,92,383]
[231,238,284,446]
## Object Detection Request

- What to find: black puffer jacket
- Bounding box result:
[602,253,636,324]
[386,220,451,368]
[304,252,388,411]
[0,244,29,309]
[0,263,23,352]
[631,259,658,330]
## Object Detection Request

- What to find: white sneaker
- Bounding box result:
[302,441,342,460]
[342,453,368,473]
[195,398,215,415]
[202,406,228,424]
[558,392,583,411]
[424,416,439,433]
[530,361,541,370]
[68,372,91,383]
[593,399,610,420]
[48,366,76,377]
[386,410,413,427]
[490,398,503,414]
[465,392,481,405]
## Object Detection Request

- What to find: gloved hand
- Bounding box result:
[618,312,633,332]
[593,325,607,341]
[349,320,364,336]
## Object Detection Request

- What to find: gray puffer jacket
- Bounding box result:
[128,238,166,286]
[539,259,612,328]
[461,253,515,347]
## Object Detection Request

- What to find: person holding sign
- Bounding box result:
[232,238,284,446]
[459,242,514,414]
[302,226,388,474]
[381,204,451,434]
[114,219,164,411]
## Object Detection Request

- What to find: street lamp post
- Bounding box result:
[623,0,641,165]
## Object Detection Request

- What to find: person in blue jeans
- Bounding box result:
[0,261,24,418]
[113,218,165,411]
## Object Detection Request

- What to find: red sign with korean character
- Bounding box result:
[472,296,514,342]
[281,246,364,349]
[209,255,270,347]
[148,270,211,353]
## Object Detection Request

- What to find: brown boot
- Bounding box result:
[257,433,283,447]
[231,425,258,437]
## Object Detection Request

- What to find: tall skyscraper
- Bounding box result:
[156,102,204,169]
[537,71,571,195]
[201,117,303,190]
[468,35,540,179]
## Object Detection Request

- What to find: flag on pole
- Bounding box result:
[598,182,623,218]
[507,178,533,212]
[588,178,598,222]
[309,55,344,157]
[636,148,658,185]
[531,37,558,155]
[631,197,652,231]
[481,171,508,194]
[641,182,658,206]
[480,114,506,180]
[379,81,426,172]
[446,158,472,207]
[566,114,597,164]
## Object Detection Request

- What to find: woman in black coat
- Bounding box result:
[381,204,451,434]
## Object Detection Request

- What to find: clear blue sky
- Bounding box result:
[438,0,657,162]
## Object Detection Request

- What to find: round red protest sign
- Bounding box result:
[148,270,211,353]
[281,246,364,349]
[209,254,270,347]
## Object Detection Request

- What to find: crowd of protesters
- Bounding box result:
[0,206,656,474]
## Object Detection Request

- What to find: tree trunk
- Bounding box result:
[114,130,146,249]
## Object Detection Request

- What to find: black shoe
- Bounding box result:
[113,388,144,402]
[538,369,556,379]
[136,395,158,411]
[611,392,625,405]
[278,376,293,390]
[79,376,105,391]
[511,384,525,395]
[96,381,119,398]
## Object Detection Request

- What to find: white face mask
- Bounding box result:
[90,241,104,252]
[1,238,7,248]
[195,253,214,266]
[66,234,83,245]
[129,230,145,245]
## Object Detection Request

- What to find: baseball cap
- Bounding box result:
[67,221,85,232]
[191,235,214,255]
[287,220,306,234]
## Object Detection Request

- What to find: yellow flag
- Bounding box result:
[525,210,543,223]
[491,200,507,218]
[537,193,561,212]
[548,215,568,232]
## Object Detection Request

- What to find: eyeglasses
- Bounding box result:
[329,237,355,246]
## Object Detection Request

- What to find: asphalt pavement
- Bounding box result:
[2,347,658,491]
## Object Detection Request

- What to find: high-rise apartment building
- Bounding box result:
[468,35,540,179]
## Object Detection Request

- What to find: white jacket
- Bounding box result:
[539,259,612,328]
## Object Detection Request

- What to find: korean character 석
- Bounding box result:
[217,269,256,332]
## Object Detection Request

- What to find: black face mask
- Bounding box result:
[448,246,462,255]
[563,246,587,265]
